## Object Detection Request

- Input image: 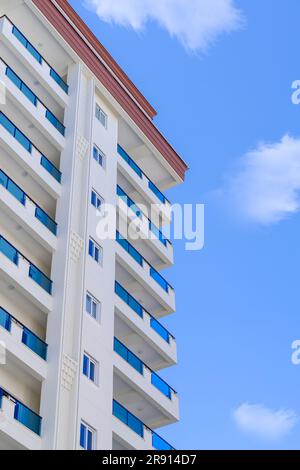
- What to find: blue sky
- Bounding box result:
[70,0,300,449]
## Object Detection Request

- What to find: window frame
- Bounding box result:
[88,238,103,265]
[83,352,99,385]
[91,188,104,212]
[80,421,96,450]
[93,144,106,169]
[85,292,101,322]
[95,104,108,129]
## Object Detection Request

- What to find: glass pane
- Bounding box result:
[14,402,41,435]
[86,295,91,314]
[151,373,171,399]
[40,156,61,183]
[22,328,47,360]
[80,423,86,448]
[0,237,19,265]
[35,207,57,235]
[83,355,89,376]
[150,318,170,343]
[50,69,69,94]
[152,433,173,451]
[29,265,52,294]
[0,307,12,332]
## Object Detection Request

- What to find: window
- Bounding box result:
[91,189,104,211]
[86,293,100,321]
[93,145,106,168]
[80,421,95,450]
[88,238,103,264]
[83,353,98,384]
[95,104,107,128]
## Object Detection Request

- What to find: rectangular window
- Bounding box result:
[86,293,100,321]
[88,238,103,264]
[91,189,104,211]
[80,421,95,450]
[93,145,106,168]
[83,353,98,384]
[95,104,107,128]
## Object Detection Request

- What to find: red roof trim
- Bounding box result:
[32,0,188,180]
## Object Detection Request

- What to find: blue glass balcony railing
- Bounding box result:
[0,169,26,205]
[0,169,57,235]
[4,63,66,136]
[0,307,47,360]
[35,207,57,236]
[116,232,172,293]
[0,111,32,152]
[116,186,170,247]
[0,235,53,294]
[0,306,12,331]
[150,318,170,343]
[40,155,62,183]
[117,145,168,204]
[113,400,174,449]
[22,328,48,360]
[11,23,68,94]
[148,181,166,204]
[0,111,62,183]
[0,236,19,264]
[50,69,69,94]
[0,387,42,435]
[45,110,65,136]
[115,282,174,344]
[116,231,143,266]
[152,432,175,451]
[117,145,142,178]
[117,185,142,219]
[5,66,37,106]
[114,338,143,374]
[114,337,175,399]
[113,400,144,437]
[29,264,52,295]
[12,25,42,64]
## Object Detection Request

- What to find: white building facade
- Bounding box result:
[0,0,187,451]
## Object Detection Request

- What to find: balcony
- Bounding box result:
[0,111,61,197]
[0,307,47,360]
[0,387,42,441]
[0,16,68,105]
[113,400,174,451]
[117,231,173,294]
[115,282,174,344]
[114,338,176,401]
[117,185,173,267]
[116,233,175,316]
[0,169,57,236]
[117,145,171,224]
[0,235,52,295]
[0,60,65,149]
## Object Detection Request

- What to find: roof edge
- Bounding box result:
[52,0,157,120]
[31,0,188,180]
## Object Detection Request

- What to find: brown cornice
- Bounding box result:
[31,0,188,180]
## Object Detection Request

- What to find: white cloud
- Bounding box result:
[226,135,300,225]
[85,0,243,52]
[233,403,298,440]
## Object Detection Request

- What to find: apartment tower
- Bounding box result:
[0,0,187,450]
